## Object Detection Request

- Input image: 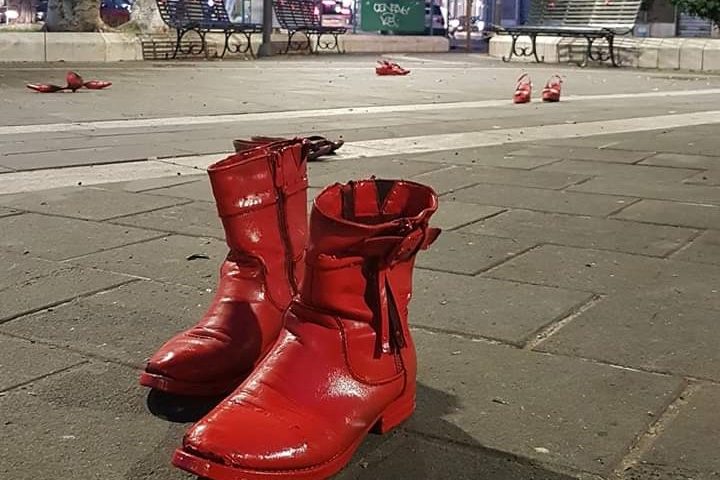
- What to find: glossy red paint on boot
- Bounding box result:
[172,179,440,479]
[140,138,309,396]
[66,71,84,92]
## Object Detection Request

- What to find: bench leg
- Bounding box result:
[314,32,344,54]
[284,31,311,54]
[171,28,187,59]
[607,35,618,67]
[582,35,616,67]
[502,33,543,63]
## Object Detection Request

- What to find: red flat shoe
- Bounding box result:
[26,83,65,93]
[513,73,532,104]
[84,80,112,90]
[66,71,84,92]
[542,74,563,102]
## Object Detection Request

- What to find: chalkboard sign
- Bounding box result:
[360,0,425,33]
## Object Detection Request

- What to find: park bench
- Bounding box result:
[155,0,262,59]
[273,0,347,54]
[490,0,642,66]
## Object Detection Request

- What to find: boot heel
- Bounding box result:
[372,391,415,434]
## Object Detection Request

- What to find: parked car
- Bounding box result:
[449,15,484,35]
[425,2,446,36]
[0,1,19,24]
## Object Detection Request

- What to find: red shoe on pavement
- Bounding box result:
[376,60,411,76]
[66,71,85,92]
[513,73,532,104]
[173,178,440,480]
[140,138,309,396]
[542,74,563,102]
[26,83,65,93]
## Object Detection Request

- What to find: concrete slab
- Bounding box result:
[363,147,560,169]
[487,245,720,310]
[144,179,214,202]
[679,40,707,71]
[614,199,720,229]
[507,146,653,164]
[0,206,21,218]
[539,297,720,380]
[411,331,683,475]
[411,270,592,345]
[640,152,720,169]
[416,231,535,275]
[412,165,588,194]
[637,384,720,476]
[0,253,132,322]
[451,184,633,217]
[0,362,194,480]
[674,229,720,266]
[309,157,446,188]
[94,175,203,193]
[69,235,227,290]
[0,32,45,62]
[45,32,107,62]
[111,202,225,239]
[0,335,85,391]
[537,159,699,182]
[431,201,504,231]
[464,209,696,256]
[1,281,209,366]
[683,168,720,186]
[0,213,160,261]
[0,187,189,221]
[570,177,720,206]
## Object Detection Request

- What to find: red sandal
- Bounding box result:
[375,60,410,76]
[542,74,563,102]
[513,73,532,104]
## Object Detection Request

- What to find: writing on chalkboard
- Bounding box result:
[373,2,414,27]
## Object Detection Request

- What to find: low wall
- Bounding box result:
[488,35,720,72]
[0,31,448,62]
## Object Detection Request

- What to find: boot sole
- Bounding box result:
[139,371,246,396]
[172,392,415,479]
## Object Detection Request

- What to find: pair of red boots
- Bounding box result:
[513,73,563,104]
[140,137,440,479]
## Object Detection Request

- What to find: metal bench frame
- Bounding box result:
[273,0,347,54]
[491,0,641,67]
[156,0,262,59]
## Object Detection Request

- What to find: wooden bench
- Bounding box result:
[491,0,642,67]
[155,0,262,59]
[273,0,346,54]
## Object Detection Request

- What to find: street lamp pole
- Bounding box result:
[258,0,274,57]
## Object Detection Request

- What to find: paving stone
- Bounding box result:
[0,206,21,218]
[539,297,720,381]
[639,384,720,476]
[411,165,588,195]
[463,209,696,256]
[0,253,133,322]
[111,201,224,239]
[640,152,720,169]
[570,176,720,206]
[0,165,12,173]
[431,201,504,230]
[0,186,188,221]
[450,184,633,216]
[0,362,194,480]
[507,145,653,164]
[335,431,575,480]
[417,231,535,275]
[487,245,720,310]
[0,335,86,391]
[1,281,209,366]
[621,463,712,480]
[614,199,720,229]
[683,169,720,186]
[70,235,227,290]
[392,147,560,169]
[0,213,160,261]
[410,331,683,474]
[411,270,592,345]
[309,157,446,188]
[674,230,720,266]
[537,159,698,182]
[98,175,204,193]
[144,179,214,202]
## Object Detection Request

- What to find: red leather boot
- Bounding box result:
[139,138,309,396]
[173,178,440,480]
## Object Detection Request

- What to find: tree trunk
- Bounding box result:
[45,0,105,31]
[125,0,167,33]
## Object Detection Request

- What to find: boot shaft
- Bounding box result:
[207,139,308,302]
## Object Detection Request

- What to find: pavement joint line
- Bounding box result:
[441,208,509,232]
[4,89,720,136]
[104,218,225,241]
[97,198,196,222]
[602,197,644,218]
[610,214,717,232]
[524,294,604,350]
[409,325,513,347]
[664,229,706,260]
[0,277,139,326]
[0,359,89,395]
[613,381,698,477]
[57,233,171,263]
[480,273,600,295]
[119,178,206,194]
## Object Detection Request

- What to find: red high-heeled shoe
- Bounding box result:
[513,73,532,104]
[26,83,65,93]
[375,60,410,76]
[66,71,84,92]
[542,74,563,102]
[84,80,113,90]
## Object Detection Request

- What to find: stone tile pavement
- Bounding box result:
[1,127,719,480]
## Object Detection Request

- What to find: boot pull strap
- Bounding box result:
[362,225,441,267]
